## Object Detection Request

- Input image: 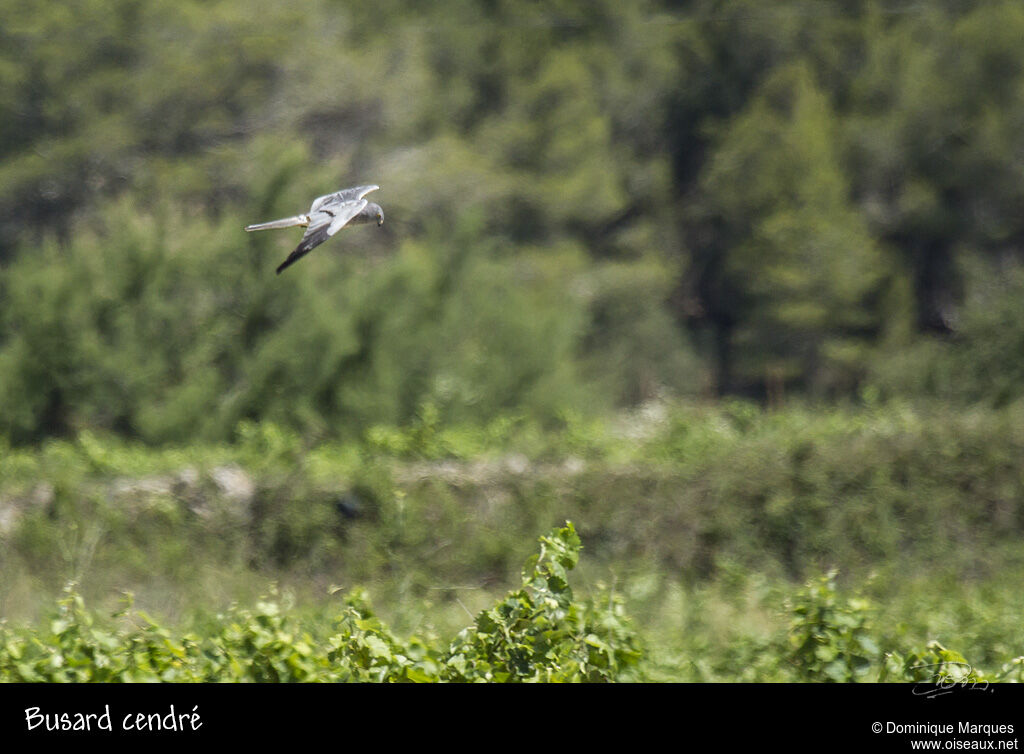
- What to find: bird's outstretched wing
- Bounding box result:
[275,198,368,274]
[309,185,380,213]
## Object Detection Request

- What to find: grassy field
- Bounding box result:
[2,399,1023,681]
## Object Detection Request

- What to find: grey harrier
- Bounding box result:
[245,185,384,274]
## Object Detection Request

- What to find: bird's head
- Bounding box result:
[365,202,384,227]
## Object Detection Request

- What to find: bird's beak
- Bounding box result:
[377,215,384,227]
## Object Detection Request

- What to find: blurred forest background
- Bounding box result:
[3,0,1024,681]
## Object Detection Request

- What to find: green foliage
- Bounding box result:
[6,1,1024,445]
[201,588,325,682]
[0,524,641,682]
[0,0,699,446]
[882,641,983,685]
[0,200,601,443]
[870,258,1024,406]
[642,565,1021,683]
[0,583,205,682]
[785,570,879,682]
[444,522,642,682]
[4,400,1024,625]
[326,589,442,682]
[4,1,1024,684]
[6,560,1020,684]
[695,62,889,394]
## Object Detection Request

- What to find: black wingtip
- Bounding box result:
[275,252,299,275]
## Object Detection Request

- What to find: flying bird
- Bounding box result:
[244,185,384,274]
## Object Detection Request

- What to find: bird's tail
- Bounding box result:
[244,214,309,232]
